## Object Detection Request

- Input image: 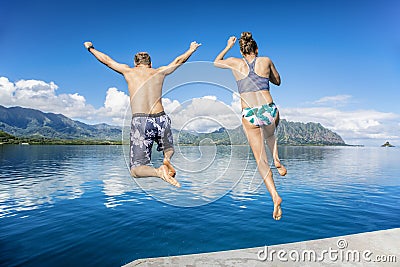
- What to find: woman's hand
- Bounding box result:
[227,36,237,49]
[214,36,237,68]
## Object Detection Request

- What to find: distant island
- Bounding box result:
[381,141,395,147]
[0,105,346,146]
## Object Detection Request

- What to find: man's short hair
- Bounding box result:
[134,52,151,66]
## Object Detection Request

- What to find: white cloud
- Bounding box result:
[281,106,400,144]
[0,76,126,125]
[0,77,239,131]
[162,98,181,114]
[203,95,217,101]
[103,87,129,114]
[15,79,58,97]
[280,94,400,145]
[94,87,131,125]
[314,94,352,105]
[231,92,241,113]
[0,77,97,118]
[0,77,14,104]
[69,93,86,103]
[95,87,131,124]
[2,76,400,146]
[164,95,242,133]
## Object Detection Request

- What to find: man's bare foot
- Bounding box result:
[272,196,282,220]
[163,159,176,177]
[157,165,180,187]
[274,161,287,176]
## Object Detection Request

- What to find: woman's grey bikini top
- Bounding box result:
[236,57,270,94]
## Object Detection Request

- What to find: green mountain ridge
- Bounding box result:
[0,105,346,145]
[173,119,345,146]
[0,105,121,140]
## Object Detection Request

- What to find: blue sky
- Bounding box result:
[1,0,399,145]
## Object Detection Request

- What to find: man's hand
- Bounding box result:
[189,41,202,51]
[84,41,93,49]
[227,36,237,49]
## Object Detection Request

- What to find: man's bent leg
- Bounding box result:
[158,114,176,177]
[131,165,180,187]
[163,148,176,177]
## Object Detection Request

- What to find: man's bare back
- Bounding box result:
[123,66,165,114]
[84,41,201,114]
[84,41,201,187]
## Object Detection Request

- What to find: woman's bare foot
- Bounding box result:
[272,196,282,220]
[157,165,180,187]
[274,161,287,176]
[163,159,176,177]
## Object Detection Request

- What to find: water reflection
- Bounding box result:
[125,145,254,207]
[1,145,399,217]
[1,146,88,217]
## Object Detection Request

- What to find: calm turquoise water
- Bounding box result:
[0,145,399,266]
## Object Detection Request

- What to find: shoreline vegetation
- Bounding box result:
[0,105,367,147]
[0,130,122,145]
[0,130,360,146]
[0,142,358,147]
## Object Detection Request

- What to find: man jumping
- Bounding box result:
[84,41,201,187]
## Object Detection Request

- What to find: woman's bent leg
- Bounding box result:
[262,113,287,176]
[243,118,282,220]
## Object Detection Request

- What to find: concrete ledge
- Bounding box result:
[123,228,399,266]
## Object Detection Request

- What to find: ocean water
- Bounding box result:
[0,145,399,266]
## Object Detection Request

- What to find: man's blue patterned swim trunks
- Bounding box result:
[129,111,174,169]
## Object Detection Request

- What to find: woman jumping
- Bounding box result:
[214,32,287,220]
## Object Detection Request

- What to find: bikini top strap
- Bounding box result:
[243,57,250,67]
[249,57,256,71]
[243,57,256,73]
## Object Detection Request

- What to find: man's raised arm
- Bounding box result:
[84,41,130,75]
[158,41,201,75]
